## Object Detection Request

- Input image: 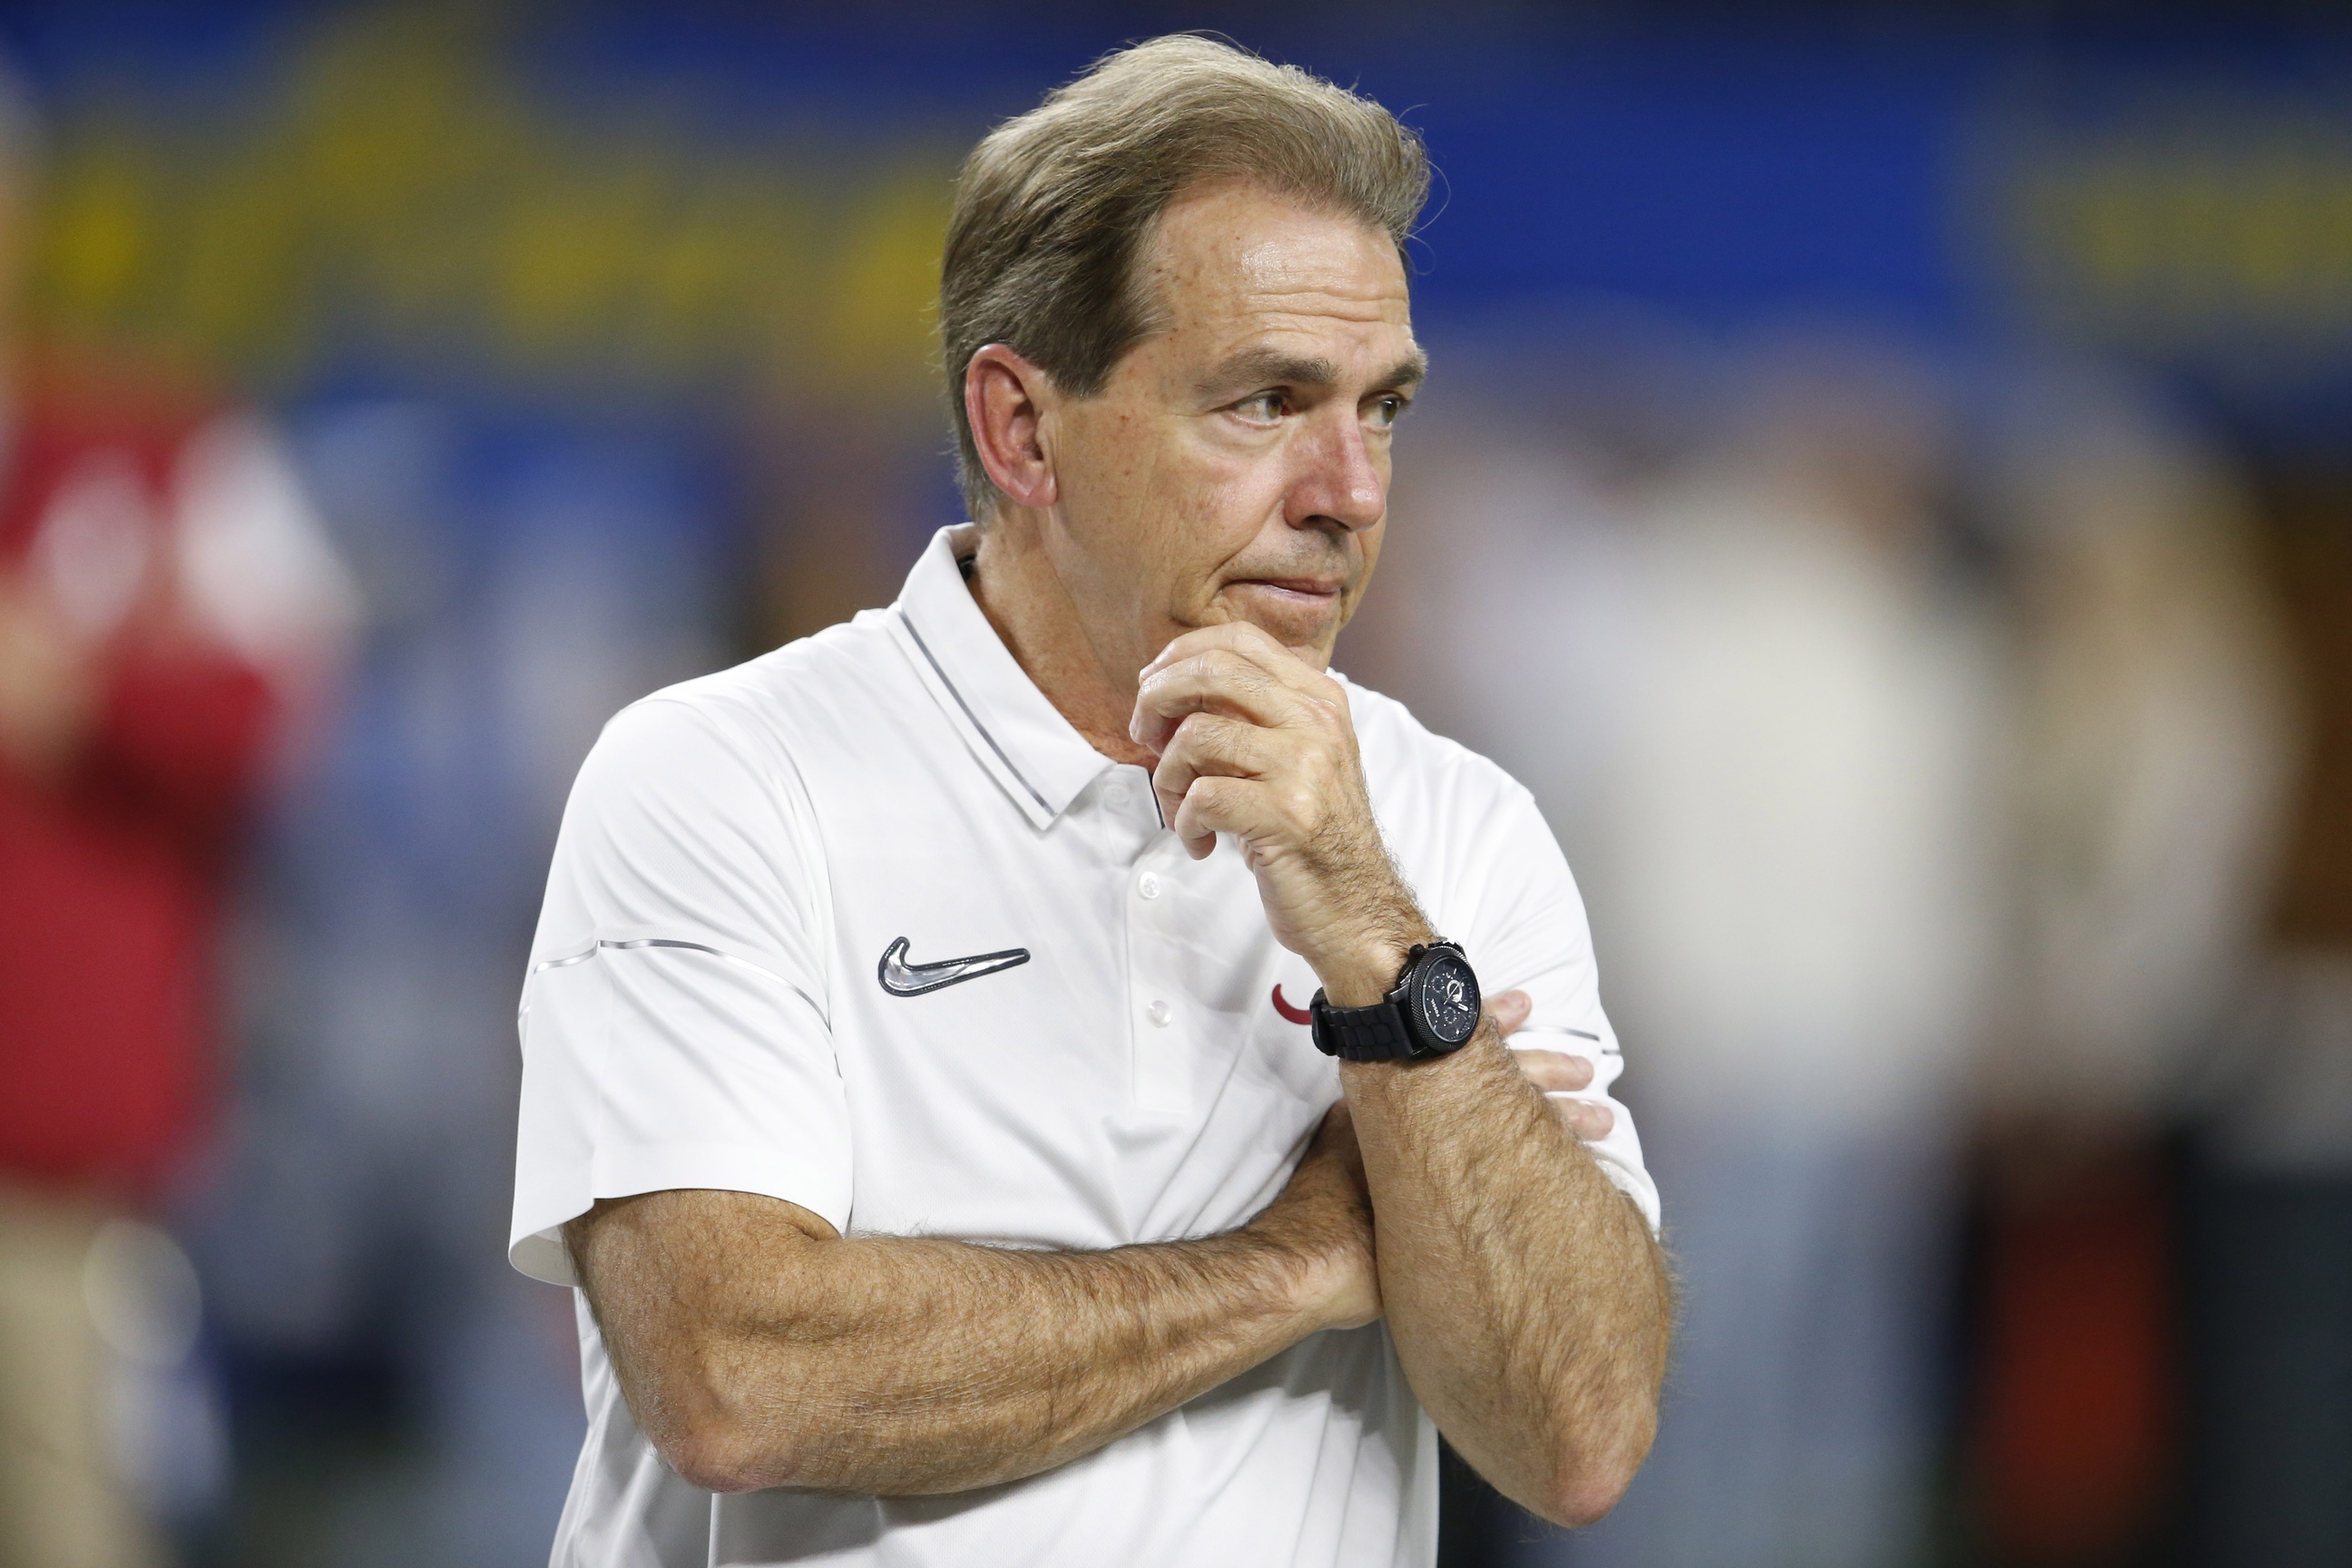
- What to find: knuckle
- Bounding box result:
[1173,711,1219,747]
[1191,715,1241,756]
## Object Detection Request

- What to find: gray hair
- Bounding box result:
[939,34,1431,521]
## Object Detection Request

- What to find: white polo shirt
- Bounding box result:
[510,524,1656,1568]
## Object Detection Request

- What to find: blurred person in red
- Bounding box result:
[0,80,358,1565]
[1969,377,2298,1567]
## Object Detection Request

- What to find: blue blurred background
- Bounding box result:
[1,5,2347,1566]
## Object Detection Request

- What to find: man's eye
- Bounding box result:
[1367,395,1407,429]
[1234,392,1285,421]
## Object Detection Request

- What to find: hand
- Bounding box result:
[1489,989,1618,1143]
[1248,1101,1381,1331]
[1131,622,1426,1003]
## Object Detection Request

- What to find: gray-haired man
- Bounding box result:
[514,35,1671,1567]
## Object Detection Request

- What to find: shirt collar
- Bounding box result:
[891,524,1119,830]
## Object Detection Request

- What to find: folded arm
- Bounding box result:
[563,1108,1378,1496]
[1134,622,1672,1526]
[1342,1015,1670,1524]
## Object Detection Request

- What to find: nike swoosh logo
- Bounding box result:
[1271,984,1312,1025]
[877,936,1031,997]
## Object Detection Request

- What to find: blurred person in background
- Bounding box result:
[1967,377,2298,1567]
[1382,338,2001,1568]
[1566,340,2000,1568]
[0,85,358,1568]
[185,407,715,1565]
[1983,380,2292,1218]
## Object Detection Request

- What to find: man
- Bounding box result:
[511,36,1670,1566]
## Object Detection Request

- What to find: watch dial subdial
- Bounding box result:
[1416,954,1482,1044]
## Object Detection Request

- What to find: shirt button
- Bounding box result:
[1105,782,1131,808]
[1146,999,1173,1027]
[1138,872,1161,899]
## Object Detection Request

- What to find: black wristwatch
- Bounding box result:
[1309,941,1483,1063]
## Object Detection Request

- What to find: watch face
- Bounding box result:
[1414,952,1483,1046]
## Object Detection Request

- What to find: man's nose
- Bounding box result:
[1286,410,1385,533]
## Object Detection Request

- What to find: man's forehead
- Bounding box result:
[1143,183,1414,354]
[1223,230,1404,309]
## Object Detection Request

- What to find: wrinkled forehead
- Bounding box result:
[1135,182,1416,372]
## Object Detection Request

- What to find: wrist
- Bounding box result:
[1308,908,1432,1009]
[1241,1207,1346,1331]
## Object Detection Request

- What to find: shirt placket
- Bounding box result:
[1114,792,1192,1115]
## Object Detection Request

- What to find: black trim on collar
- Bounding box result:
[898,608,1055,818]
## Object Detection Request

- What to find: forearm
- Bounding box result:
[1341,1028,1671,1525]
[1126,619,1671,1521]
[571,1191,1335,1496]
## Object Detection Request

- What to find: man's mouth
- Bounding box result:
[1230,577,1344,603]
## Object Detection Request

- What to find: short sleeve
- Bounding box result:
[508,694,846,1286]
[1454,782,1661,1236]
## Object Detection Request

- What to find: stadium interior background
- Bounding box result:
[1,3,2347,1565]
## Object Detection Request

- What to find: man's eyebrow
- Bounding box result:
[1379,350,1431,394]
[1195,347,1429,400]
[1197,348,1337,398]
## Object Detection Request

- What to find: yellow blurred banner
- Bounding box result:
[24,10,955,403]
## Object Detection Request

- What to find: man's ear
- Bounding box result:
[965,345,1058,511]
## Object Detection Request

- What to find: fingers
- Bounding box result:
[1546,1094,1617,1142]
[1132,642,1338,756]
[1507,1047,1594,1095]
[1487,989,1534,1038]
[1166,765,1353,867]
[1505,1045,1618,1142]
[1130,625,1364,874]
[1162,739,1345,864]
[1168,772,1260,859]
[1150,711,1280,837]
[1142,620,1314,684]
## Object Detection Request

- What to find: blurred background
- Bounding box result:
[0,4,2346,1566]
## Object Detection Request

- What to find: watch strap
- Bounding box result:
[1307,990,1420,1062]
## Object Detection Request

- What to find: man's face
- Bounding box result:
[1038,181,1422,683]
